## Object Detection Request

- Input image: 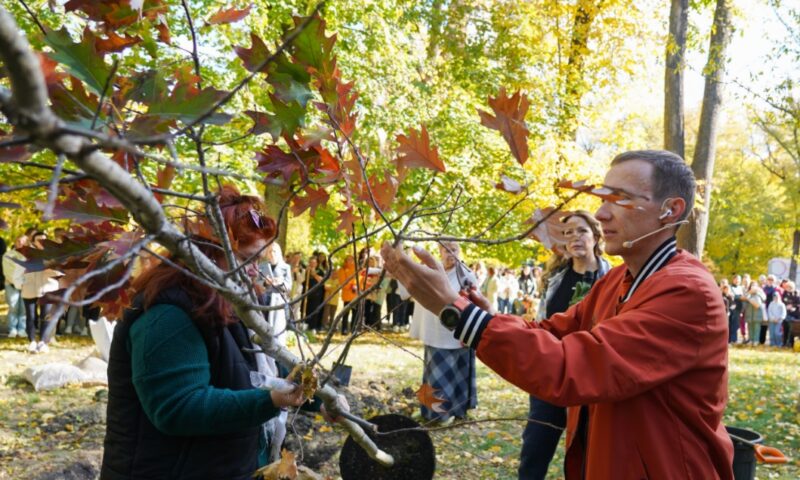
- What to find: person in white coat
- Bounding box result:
[767,293,787,347]
[258,242,292,367]
[408,241,478,423]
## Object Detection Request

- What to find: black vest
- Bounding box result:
[100,289,263,480]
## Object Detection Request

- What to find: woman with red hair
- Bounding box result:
[101,185,306,480]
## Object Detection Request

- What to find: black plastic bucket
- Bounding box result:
[726,426,763,480]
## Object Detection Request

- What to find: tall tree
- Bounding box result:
[558,0,605,141]
[664,0,688,157]
[676,0,734,257]
[751,0,800,282]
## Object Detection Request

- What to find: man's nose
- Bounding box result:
[595,202,611,221]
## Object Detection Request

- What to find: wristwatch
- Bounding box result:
[439,296,471,331]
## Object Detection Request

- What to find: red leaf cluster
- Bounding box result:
[64,0,168,31]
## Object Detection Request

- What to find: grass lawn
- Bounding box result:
[0,332,797,479]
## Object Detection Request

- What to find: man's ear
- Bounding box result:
[665,197,687,222]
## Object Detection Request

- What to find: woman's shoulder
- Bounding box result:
[131,304,194,334]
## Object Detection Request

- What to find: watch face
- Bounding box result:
[440,306,461,331]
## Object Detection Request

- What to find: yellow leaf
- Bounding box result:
[319,425,332,433]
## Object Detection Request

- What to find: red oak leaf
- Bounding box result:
[255,145,302,184]
[310,146,340,183]
[156,22,171,45]
[94,31,141,53]
[395,126,445,173]
[356,173,398,212]
[36,194,129,225]
[416,383,448,414]
[588,187,637,208]
[336,207,358,235]
[207,5,251,25]
[478,88,530,165]
[184,217,218,243]
[290,187,329,217]
[156,164,176,190]
[297,127,334,149]
[111,150,137,172]
[0,129,30,163]
[235,33,271,74]
[37,53,67,87]
[99,230,145,258]
[526,207,569,251]
[557,178,594,192]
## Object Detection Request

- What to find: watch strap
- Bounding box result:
[453,303,493,349]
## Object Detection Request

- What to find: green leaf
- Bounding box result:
[125,69,168,104]
[44,27,110,95]
[268,55,313,107]
[290,14,335,73]
[148,83,232,125]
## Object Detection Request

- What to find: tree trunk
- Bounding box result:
[677,0,733,258]
[664,0,688,158]
[426,0,445,60]
[558,0,602,141]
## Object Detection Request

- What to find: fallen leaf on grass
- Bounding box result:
[416,383,447,414]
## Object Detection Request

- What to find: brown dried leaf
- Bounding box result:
[478,88,530,165]
[395,126,445,173]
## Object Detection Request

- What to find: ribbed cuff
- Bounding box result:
[453,303,492,349]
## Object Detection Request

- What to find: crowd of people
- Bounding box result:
[719,273,799,348]
[271,247,552,334]
[5,227,798,357]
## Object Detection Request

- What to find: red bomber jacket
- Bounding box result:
[457,251,734,479]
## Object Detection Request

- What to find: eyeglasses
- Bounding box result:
[249,209,268,229]
[562,226,593,238]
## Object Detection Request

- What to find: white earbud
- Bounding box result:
[659,209,673,220]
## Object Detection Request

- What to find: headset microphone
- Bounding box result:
[622,220,689,248]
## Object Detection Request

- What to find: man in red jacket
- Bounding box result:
[382,150,734,479]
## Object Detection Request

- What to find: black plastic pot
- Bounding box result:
[727,426,762,480]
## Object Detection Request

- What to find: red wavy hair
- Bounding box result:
[131,185,276,329]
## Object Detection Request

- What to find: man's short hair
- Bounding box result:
[611,150,696,221]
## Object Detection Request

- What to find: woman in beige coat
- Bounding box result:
[22,232,61,353]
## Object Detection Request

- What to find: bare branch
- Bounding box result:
[41,153,65,219]
[0,174,88,193]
